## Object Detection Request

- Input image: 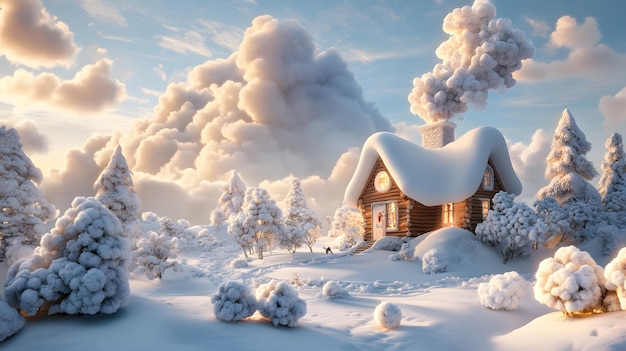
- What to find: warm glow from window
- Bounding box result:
[443,203,454,225]
[387,202,397,230]
[374,171,391,193]
[483,165,494,190]
[481,200,490,219]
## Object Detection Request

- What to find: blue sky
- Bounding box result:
[1,0,625,223]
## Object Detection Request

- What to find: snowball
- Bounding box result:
[256,280,307,327]
[373,301,402,329]
[322,281,348,299]
[478,271,527,311]
[211,281,257,322]
[0,300,25,342]
[422,248,448,274]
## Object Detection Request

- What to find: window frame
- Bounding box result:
[482,165,494,191]
[442,202,454,225]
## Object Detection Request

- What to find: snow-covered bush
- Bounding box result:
[328,205,364,251]
[228,187,284,259]
[197,228,221,251]
[256,280,307,327]
[373,301,402,329]
[598,225,620,257]
[422,248,448,274]
[4,197,130,316]
[0,126,57,262]
[230,258,248,269]
[133,231,179,280]
[322,281,348,299]
[281,178,322,253]
[533,245,606,315]
[211,281,257,322]
[0,300,24,342]
[478,271,527,311]
[475,191,534,263]
[604,247,626,310]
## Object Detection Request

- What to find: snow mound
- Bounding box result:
[371,236,403,251]
[0,300,24,342]
[373,301,402,329]
[322,281,348,298]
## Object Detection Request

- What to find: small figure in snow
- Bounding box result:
[325,247,333,254]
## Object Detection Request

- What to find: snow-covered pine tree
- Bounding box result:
[598,133,626,227]
[211,170,246,226]
[4,197,130,316]
[0,126,56,262]
[536,109,601,242]
[475,191,535,263]
[280,178,322,253]
[328,205,364,251]
[537,109,599,204]
[228,187,284,259]
[94,145,141,239]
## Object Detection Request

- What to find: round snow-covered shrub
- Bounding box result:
[478,271,527,311]
[256,280,307,327]
[422,248,448,274]
[371,236,402,251]
[0,300,25,342]
[373,301,402,329]
[230,258,249,269]
[604,247,626,310]
[211,281,257,322]
[534,245,606,314]
[322,281,348,298]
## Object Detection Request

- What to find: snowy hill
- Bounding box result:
[3,226,626,350]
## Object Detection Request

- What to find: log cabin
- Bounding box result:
[344,121,522,242]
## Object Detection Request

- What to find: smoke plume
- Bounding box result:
[408,0,534,123]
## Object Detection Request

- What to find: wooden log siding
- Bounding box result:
[357,157,508,240]
[358,158,409,241]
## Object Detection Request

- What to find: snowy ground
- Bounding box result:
[3,227,626,351]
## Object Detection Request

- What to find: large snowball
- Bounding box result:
[373,301,402,329]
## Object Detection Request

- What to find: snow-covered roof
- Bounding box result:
[344,127,522,207]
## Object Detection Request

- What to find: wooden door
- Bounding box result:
[372,203,386,241]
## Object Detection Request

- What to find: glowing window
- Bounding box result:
[443,203,454,225]
[483,165,494,191]
[374,171,391,193]
[481,199,490,219]
[386,202,398,230]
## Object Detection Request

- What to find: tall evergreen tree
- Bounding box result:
[94,145,141,236]
[279,178,322,253]
[598,133,626,227]
[536,109,601,243]
[211,170,246,226]
[0,126,56,261]
[537,108,600,204]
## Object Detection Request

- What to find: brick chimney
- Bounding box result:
[417,121,456,149]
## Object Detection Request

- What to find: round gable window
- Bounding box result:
[374,171,391,193]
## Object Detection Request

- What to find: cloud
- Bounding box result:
[523,17,550,38]
[0,59,126,114]
[600,87,626,129]
[0,0,79,68]
[0,118,49,153]
[515,16,626,83]
[507,129,551,204]
[80,0,127,27]
[40,15,393,226]
[156,26,213,57]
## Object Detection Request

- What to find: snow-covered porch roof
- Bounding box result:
[344,127,522,207]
